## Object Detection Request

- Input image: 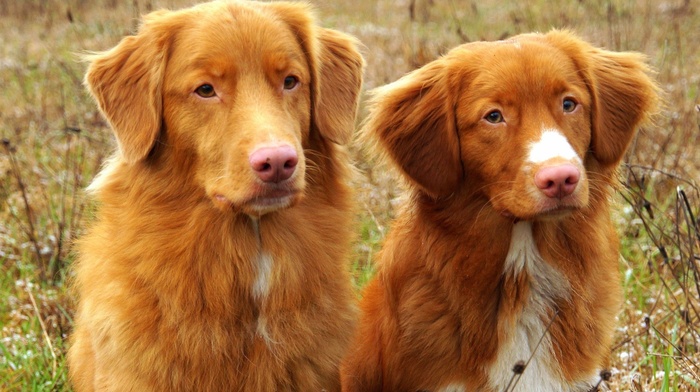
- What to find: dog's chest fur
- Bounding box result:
[250,218,276,344]
[483,222,598,391]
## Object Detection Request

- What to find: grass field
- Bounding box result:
[1,0,699,390]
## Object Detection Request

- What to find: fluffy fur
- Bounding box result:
[341,31,659,392]
[68,1,363,390]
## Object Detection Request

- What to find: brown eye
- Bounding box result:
[195,84,216,98]
[485,110,504,124]
[563,98,577,113]
[283,76,299,90]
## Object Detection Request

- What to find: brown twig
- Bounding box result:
[503,309,560,392]
[3,138,46,281]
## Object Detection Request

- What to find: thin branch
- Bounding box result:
[503,309,560,392]
[3,138,46,280]
[26,284,57,378]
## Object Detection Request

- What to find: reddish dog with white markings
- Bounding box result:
[68,1,363,390]
[341,31,658,392]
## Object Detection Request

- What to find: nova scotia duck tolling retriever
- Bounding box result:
[341,30,659,392]
[67,1,364,390]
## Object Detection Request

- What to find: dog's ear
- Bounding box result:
[587,49,659,165]
[84,11,172,164]
[311,28,364,145]
[362,60,463,197]
[545,31,659,166]
[266,2,363,145]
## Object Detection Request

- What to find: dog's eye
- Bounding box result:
[485,110,504,124]
[563,98,577,113]
[195,84,216,98]
[283,76,299,90]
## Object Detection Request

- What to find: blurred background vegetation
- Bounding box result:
[1,0,698,390]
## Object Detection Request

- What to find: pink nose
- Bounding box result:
[249,145,298,183]
[534,164,580,199]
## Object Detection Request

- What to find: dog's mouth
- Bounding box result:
[500,204,578,222]
[212,185,302,215]
[535,205,578,220]
[247,188,299,211]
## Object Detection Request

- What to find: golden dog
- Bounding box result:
[341,31,658,391]
[68,1,363,390]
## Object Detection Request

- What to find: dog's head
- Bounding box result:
[363,30,658,220]
[85,1,363,216]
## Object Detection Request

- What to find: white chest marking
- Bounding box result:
[488,222,599,392]
[250,218,276,346]
[253,252,273,300]
[527,129,580,164]
[250,218,273,301]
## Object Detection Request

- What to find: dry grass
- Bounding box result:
[1,0,698,390]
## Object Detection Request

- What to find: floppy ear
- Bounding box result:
[311,28,364,144]
[587,49,659,165]
[84,11,171,164]
[266,2,363,145]
[545,31,659,166]
[362,60,463,197]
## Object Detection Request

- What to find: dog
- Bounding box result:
[67,1,363,390]
[341,30,658,391]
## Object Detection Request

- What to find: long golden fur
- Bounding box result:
[68,1,363,390]
[341,31,659,391]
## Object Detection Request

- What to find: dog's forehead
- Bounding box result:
[473,37,565,59]
[460,39,581,90]
[452,37,592,125]
[167,3,308,75]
